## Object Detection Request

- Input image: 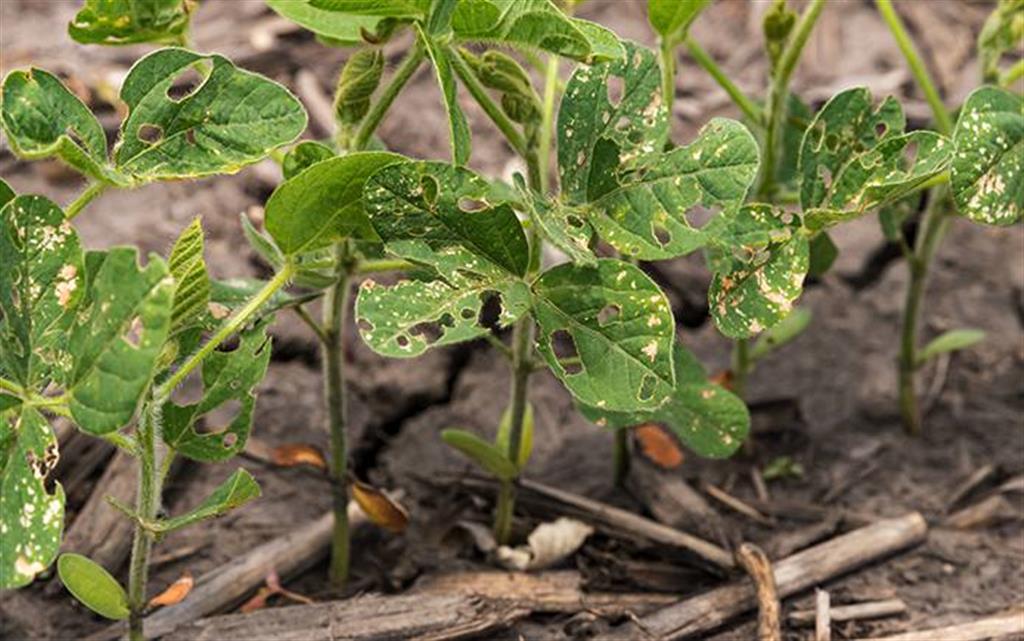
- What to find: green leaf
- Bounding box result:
[114,48,307,181]
[334,48,385,126]
[647,0,709,40]
[420,31,471,166]
[533,259,675,412]
[152,468,260,532]
[0,406,64,588]
[167,218,210,334]
[515,177,596,266]
[0,178,15,208]
[918,329,986,364]
[67,248,174,435]
[310,0,426,18]
[580,343,749,458]
[0,196,84,388]
[240,212,284,270]
[266,0,388,45]
[978,0,1024,83]
[440,428,518,480]
[57,554,129,620]
[762,0,796,70]
[806,231,837,278]
[495,401,534,468]
[209,278,308,318]
[281,141,335,180]
[162,322,271,461]
[266,152,404,255]
[0,68,118,184]
[749,307,811,361]
[951,86,1023,226]
[68,0,193,46]
[0,395,20,413]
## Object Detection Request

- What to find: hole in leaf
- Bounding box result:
[901,140,919,170]
[460,308,475,320]
[169,370,205,405]
[409,321,443,345]
[198,399,243,434]
[638,374,657,401]
[818,165,833,190]
[550,329,582,375]
[566,214,585,229]
[477,292,501,330]
[184,129,197,145]
[396,335,410,347]
[597,304,621,326]
[684,204,719,229]
[64,126,88,151]
[606,75,625,107]
[614,115,631,131]
[627,129,644,144]
[124,316,144,348]
[824,133,839,152]
[138,124,164,145]
[653,225,671,247]
[457,197,487,213]
[357,318,374,333]
[420,175,439,207]
[222,432,239,448]
[875,122,888,139]
[215,335,241,353]
[166,66,205,102]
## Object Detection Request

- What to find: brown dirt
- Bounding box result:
[1,1,1022,640]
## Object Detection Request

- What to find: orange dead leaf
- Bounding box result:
[270,443,326,469]
[709,369,734,391]
[351,478,409,533]
[634,423,684,469]
[148,571,193,608]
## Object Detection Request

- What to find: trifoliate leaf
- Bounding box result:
[420,30,471,166]
[68,0,194,46]
[0,196,84,388]
[57,554,128,620]
[162,321,271,461]
[167,217,210,334]
[151,468,260,532]
[580,343,749,458]
[0,406,64,589]
[532,259,675,412]
[67,248,174,434]
[951,86,1023,226]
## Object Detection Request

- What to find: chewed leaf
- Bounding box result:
[162,321,271,462]
[421,31,471,166]
[265,152,404,255]
[951,86,1023,226]
[0,196,84,388]
[0,407,64,589]
[114,48,307,181]
[514,178,596,266]
[167,218,210,334]
[152,468,260,532]
[365,161,529,279]
[57,554,128,620]
[67,248,174,435]
[0,68,119,183]
[580,343,749,458]
[69,0,193,46]
[586,118,760,259]
[266,0,389,45]
[559,41,667,204]
[532,259,675,412]
[356,277,529,357]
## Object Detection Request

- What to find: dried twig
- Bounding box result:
[788,598,907,626]
[860,606,1024,641]
[702,481,773,526]
[943,464,996,514]
[735,543,780,641]
[944,494,1020,529]
[815,589,831,641]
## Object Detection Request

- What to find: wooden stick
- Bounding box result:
[944,464,995,514]
[944,494,1019,529]
[701,481,773,526]
[750,467,770,502]
[815,589,831,641]
[789,598,907,626]
[601,513,928,640]
[735,543,780,641]
[766,514,840,559]
[860,607,1024,641]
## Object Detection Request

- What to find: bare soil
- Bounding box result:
[1,1,1022,640]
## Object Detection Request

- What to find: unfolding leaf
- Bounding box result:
[240,211,284,270]
[0,196,84,388]
[496,517,593,571]
[951,86,1023,226]
[167,218,210,334]
[266,0,388,45]
[0,407,64,588]
[270,443,326,469]
[634,422,684,469]
[918,328,986,364]
[282,141,336,181]
[441,428,518,480]
[350,478,409,532]
[69,0,194,46]
[495,401,534,469]
[265,152,404,255]
[56,553,128,620]
[580,344,749,458]
[647,0,709,40]
[420,30,471,166]
[148,570,193,607]
[1,68,118,183]
[67,248,174,435]
[162,321,271,461]
[533,259,675,412]
[152,468,260,532]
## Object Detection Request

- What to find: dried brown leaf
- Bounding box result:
[634,423,685,469]
[351,478,409,533]
[270,443,326,469]
[148,571,193,608]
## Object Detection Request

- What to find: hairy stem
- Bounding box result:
[65,182,108,220]
[684,37,764,126]
[324,242,353,585]
[127,403,163,641]
[352,44,425,152]
[449,46,529,158]
[495,309,534,544]
[731,337,751,400]
[612,428,630,487]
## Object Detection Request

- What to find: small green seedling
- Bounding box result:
[0,45,306,641]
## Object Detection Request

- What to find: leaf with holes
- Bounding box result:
[161,321,271,462]
[532,259,675,412]
[0,68,123,184]
[0,406,64,588]
[66,248,174,435]
[114,48,306,181]
[0,196,84,389]
[514,177,596,266]
[150,468,260,532]
[57,554,129,620]
[420,30,471,166]
[167,218,209,335]
[951,86,1023,226]
[580,343,749,458]
[647,0,709,41]
[68,0,195,46]
[265,152,405,255]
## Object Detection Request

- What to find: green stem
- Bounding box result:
[352,44,425,152]
[0,377,22,397]
[659,38,677,120]
[875,0,953,136]
[325,242,354,585]
[449,46,529,158]
[354,258,415,275]
[127,403,163,641]
[612,428,630,487]
[495,309,534,545]
[155,263,295,401]
[758,0,827,198]
[1000,60,1024,89]
[537,54,559,194]
[732,337,751,400]
[684,37,764,126]
[65,182,108,220]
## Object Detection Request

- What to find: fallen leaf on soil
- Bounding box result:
[239,571,314,613]
[351,478,409,533]
[634,423,684,469]
[496,517,594,571]
[148,571,193,608]
[270,443,326,469]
